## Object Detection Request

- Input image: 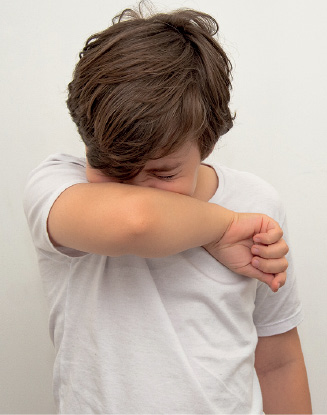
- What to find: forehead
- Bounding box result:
[145,141,199,170]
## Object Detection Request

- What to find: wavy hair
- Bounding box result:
[67,3,234,179]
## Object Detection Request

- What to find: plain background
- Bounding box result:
[1,0,326,413]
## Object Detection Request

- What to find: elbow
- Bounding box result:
[118,193,157,256]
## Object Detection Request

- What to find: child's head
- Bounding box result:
[67,4,234,181]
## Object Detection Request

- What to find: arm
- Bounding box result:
[48,182,287,289]
[48,181,234,257]
[255,328,312,414]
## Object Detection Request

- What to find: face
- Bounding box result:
[86,141,202,196]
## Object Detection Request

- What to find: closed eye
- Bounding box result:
[155,174,176,181]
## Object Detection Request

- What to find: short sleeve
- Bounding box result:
[209,165,304,337]
[253,219,304,336]
[23,154,89,258]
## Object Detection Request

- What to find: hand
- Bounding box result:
[203,212,289,292]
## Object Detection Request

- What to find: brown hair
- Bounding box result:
[67,3,234,180]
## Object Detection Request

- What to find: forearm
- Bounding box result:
[258,357,312,414]
[48,182,234,257]
[128,186,234,257]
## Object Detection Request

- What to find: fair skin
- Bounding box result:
[48,140,311,412]
[48,142,288,291]
[255,328,312,414]
[88,142,289,290]
[48,141,288,290]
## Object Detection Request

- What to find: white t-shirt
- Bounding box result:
[23,154,303,414]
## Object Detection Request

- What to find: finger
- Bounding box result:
[252,256,288,275]
[253,227,283,245]
[251,239,289,259]
[254,272,286,293]
[235,263,275,286]
[244,267,286,293]
[242,267,281,293]
[235,263,285,293]
[270,271,287,292]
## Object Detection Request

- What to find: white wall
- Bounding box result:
[1,0,326,413]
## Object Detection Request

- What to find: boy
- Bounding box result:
[23,5,311,414]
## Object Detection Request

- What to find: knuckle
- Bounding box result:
[278,259,288,273]
[283,258,289,270]
[281,238,289,251]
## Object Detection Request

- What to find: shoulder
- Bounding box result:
[217,164,280,198]
[24,153,87,200]
[26,153,87,178]
[23,153,88,218]
[23,153,88,253]
[211,164,285,223]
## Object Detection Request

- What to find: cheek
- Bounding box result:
[155,178,196,196]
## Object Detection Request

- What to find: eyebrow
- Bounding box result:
[144,162,182,173]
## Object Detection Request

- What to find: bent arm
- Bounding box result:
[255,328,312,414]
[48,182,234,257]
